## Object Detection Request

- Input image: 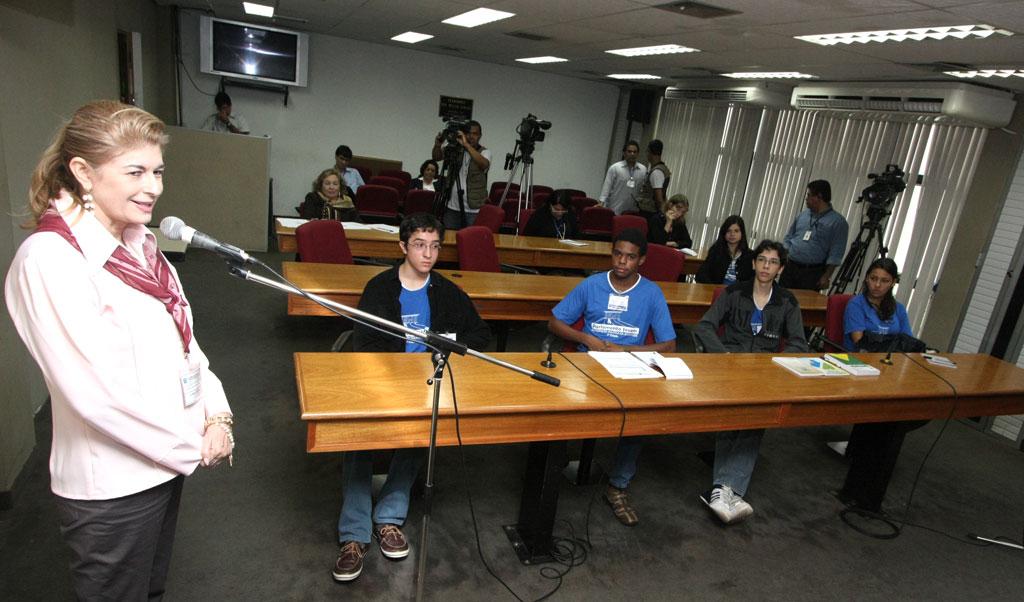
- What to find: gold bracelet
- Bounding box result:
[204,414,234,429]
[215,422,235,447]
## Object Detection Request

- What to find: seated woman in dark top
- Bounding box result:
[647,194,692,249]
[299,168,358,222]
[409,159,441,192]
[695,215,754,285]
[524,189,578,239]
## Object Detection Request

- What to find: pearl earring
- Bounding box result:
[82,192,94,211]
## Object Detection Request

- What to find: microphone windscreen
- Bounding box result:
[160,216,186,241]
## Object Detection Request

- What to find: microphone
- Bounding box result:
[160,216,254,264]
[540,334,558,368]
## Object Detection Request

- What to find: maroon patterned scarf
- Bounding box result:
[35,209,193,352]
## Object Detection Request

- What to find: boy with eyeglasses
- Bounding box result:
[693,239,808,524]
[333,212,490,582]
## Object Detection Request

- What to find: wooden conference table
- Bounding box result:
[295,351,1024,561]
[282,262,828,327]
[275,219,705,275]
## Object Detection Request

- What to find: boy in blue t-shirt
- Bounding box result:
[549,229,676,526]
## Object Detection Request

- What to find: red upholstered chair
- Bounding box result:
[354,165,373,183]
[565,189,587,199]
[295,221,355,350]
[612,214,649,238]
[531,185,554,198]
[488,182,520,205]
[368,175,406,199]
[639,243,685,282]
[473,204,505,233]
[378,169,412,188]
[456,226,500,272]
[501,199,532,232]
[354,185,400,223]
[824,293,854,352]
[532,192,549,208]
[571,197,599,215]
[404,189,438,217]
[517,208,535,235]
[579,206,615,240]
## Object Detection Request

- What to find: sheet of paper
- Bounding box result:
[340,221,372,230]
[368,224,400,234]
[631,352,694,380]
[679,247,697,257]
[588,351,663,379]
[558,239,589,247]
[277,217,308,228]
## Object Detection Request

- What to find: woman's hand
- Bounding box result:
[201,413,234,467]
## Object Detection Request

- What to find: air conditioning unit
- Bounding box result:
[664,82,792,108]
[791,82,1016,128]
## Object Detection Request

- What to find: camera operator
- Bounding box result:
[781,179,849,291]
[432,120,490,229]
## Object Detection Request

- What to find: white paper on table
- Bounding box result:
[630,352,693,380]
[368,224,400,234]
[558,239,589,247]
[588,351,663,379]
[340,221,372,230]
[679,248,697,257]
[277,217,308,228]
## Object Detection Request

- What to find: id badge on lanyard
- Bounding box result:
[180,354,202,408]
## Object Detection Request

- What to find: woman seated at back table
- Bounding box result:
[843,257,914,352]
[647,194,693,249]
[695,215,754,285]
[524,189,578,240]
[300,168,358,222]
[409,159,441,192]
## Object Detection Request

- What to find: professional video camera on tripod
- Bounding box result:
[433,117,472,226]
[498,114,551,229]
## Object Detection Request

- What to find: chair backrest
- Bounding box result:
[456,226,501,272]
[355,185,400,215]
[517,208,535,235]
[368,175,406,197]
[825,293,854,352]
[613,214,649,238]
[579,206,615,237]
[639,243,684,282]
[531,185,554,197]
[473,204,506,233]
[404,189,438,217]
[378,169,412,187]
[565,189,587,199]
[295,220,353,264]
[354,165,373,183]
[489,182,520,204]
[533,192,549,208]
[571,197,599,216]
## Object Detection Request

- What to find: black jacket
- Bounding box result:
[694,279,808,353]
[524,208,578,239]
[695,243,755,285]
[647,213,692,249]
[353,266,491,352]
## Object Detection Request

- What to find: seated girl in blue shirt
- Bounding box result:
[843,257,913,351]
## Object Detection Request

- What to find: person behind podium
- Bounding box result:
[843,257,913,352]
[333,212,491,582]
[547,228,676,526]
[695,215,754,285]
[201,91,250,134]
[5,100,235,600]
[524,189,579,240]
[694,240,807,524]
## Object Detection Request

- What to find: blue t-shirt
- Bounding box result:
[399,278,431,353]
[552,272,676,351]
[750,305,764,335]
[843,293,912,351]
[724,257,738,285]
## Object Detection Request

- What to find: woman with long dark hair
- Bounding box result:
[843,257,913,351]
[524,189,578,240]
[695,215,754,285]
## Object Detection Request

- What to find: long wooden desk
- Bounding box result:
[296,351,1024,562]
[275,219,705,275]
[282,262,827,327]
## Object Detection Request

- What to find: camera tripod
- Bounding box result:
[499,139,537,232]
[435,142,469,228]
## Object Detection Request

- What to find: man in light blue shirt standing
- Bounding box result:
[781,179,849,291]
[599,140,648,215]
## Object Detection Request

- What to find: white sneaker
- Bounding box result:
[701,485,753,524]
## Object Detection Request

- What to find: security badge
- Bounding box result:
[803,230,812,241]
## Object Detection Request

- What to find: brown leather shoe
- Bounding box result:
[604,485,639,526]
[332,541,367,582]
[374,523,410,559]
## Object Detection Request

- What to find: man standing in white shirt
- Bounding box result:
[599,140,647,215]
[432,120,491,229]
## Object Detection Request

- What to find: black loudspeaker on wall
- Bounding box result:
[626,89,657,124]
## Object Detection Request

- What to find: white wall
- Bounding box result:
[176,10,621,215]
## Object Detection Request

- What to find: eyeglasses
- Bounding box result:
[407,241,442,252]
[755,256,781,266]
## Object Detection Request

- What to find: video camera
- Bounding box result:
[441,117,470,146]
[859,164,907,208]
[516,114,551,146]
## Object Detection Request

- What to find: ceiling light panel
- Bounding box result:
[443,8,516,28]
[945,69,1024,79]
[608,74,662,80]
[795,24,1013,46]
[243,2,274,18]
[606,44,700,57]
[516,56,569,64]
[391,32,434,44]
[723,72,816,79]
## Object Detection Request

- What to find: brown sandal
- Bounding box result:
[604,485,639,526]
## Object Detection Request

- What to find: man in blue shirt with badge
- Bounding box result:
[781,180,849,291]
[548,229,676,526]
[332,213,490,583]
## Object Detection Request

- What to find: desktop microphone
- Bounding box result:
[160,216,255,264]
[540,334,558,368]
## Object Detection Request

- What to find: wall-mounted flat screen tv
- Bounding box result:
[199,16,309,87]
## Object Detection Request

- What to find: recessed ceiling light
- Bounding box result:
[795,24,1013,46]
[608,74,662,80]
[945,69,1024,79]
[391,31,434,44]
[516,56,569,64]
[606,44,700,57]
[243,2,274,18]
[723,72,817,79]
[443,8,515,28]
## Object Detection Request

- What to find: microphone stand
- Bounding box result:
[225,263,559,600]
